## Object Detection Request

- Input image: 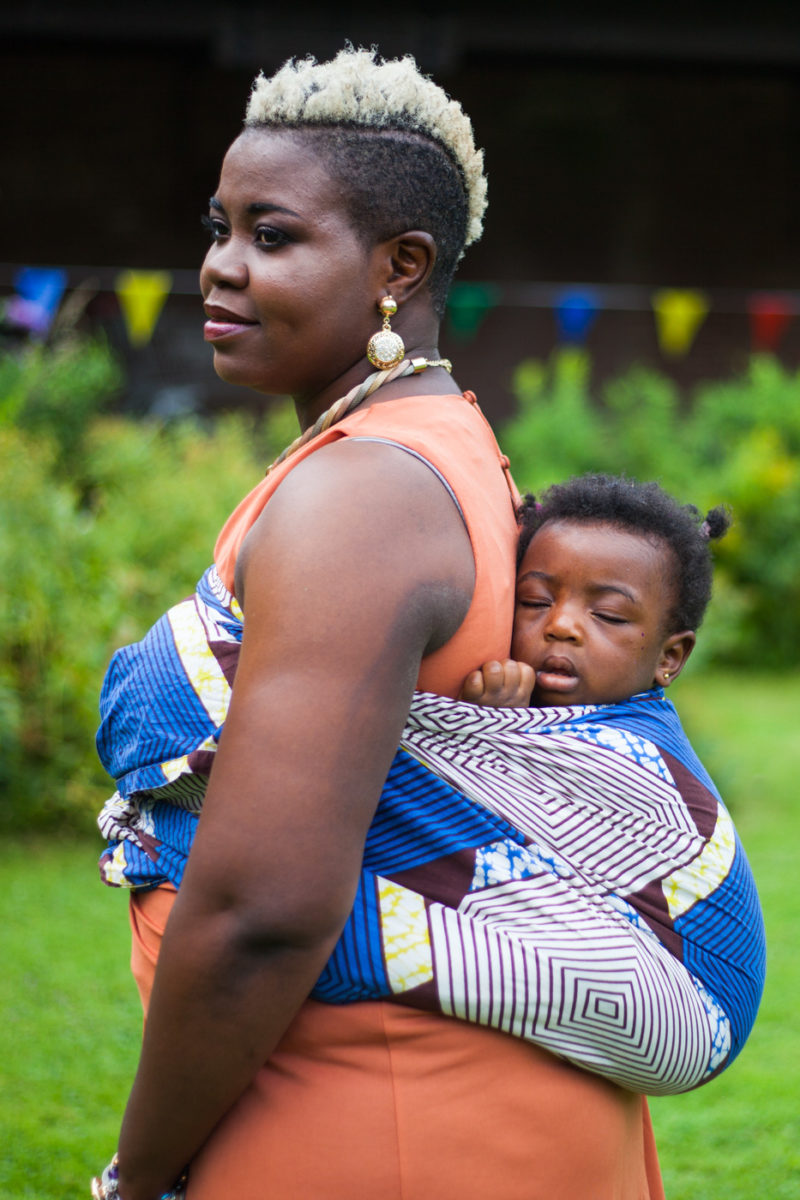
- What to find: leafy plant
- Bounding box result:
[1,336,294,832]
[0,335,122,475]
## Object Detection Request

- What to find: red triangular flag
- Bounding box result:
[748,293,794,352]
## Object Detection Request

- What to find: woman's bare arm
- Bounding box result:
[114,440,475,1200]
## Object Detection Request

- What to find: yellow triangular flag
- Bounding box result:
[652,289,708,357]
[115,269,172,347]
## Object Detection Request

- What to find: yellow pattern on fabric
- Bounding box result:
[663,803,735,919]
[160,734,219,784]
[103,842,129,886]
[377,878,434,993]
[167,599,232,726]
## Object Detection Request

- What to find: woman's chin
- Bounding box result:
[211,351,270,392]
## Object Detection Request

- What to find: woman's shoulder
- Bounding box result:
[340,391,518,516]
[215,391,517,596]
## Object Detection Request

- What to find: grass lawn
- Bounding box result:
[1,670,798,1198]
[0,841,139,1199]
[649,670,800,1199]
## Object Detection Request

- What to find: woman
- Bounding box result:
[95,49,664,1200]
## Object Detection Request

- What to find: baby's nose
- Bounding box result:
[544,607,581,641]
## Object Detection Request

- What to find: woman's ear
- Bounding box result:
[655,631,696,688]
[377,231,437,305]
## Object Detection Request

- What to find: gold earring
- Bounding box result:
[367,296,405,369]
[663,671,670,681]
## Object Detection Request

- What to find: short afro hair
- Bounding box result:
[242,47,487,317]
[517,474,731,633]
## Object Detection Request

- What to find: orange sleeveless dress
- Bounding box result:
[130,392,664,1200]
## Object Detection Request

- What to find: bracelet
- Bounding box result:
[90,1154,120,1200]
[91,1154,188,1200]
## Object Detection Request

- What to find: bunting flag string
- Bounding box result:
[2,263,799,361]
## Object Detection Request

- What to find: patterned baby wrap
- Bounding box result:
[97,566,765,1095]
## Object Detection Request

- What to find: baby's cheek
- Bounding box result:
[509,624,526,660]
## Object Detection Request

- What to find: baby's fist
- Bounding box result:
[459,659,534,707]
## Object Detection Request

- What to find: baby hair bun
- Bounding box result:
[701,506,732,541]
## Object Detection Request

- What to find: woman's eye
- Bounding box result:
[254,226,290,249]
[201,215,228,242]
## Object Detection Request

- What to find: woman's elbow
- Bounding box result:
[192,865,360,959]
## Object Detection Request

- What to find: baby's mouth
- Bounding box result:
[536,656,579,692]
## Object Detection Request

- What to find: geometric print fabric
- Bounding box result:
[96,566,765,1096]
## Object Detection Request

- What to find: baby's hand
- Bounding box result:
[459,659,535,708]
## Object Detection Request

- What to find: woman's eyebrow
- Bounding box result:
[246,201,302,218]
[207,196,301,219]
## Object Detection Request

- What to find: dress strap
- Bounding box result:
[347,436,465,523]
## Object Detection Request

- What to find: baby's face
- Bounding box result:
[512,520,677,707]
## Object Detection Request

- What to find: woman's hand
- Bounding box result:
[460,659,535,707]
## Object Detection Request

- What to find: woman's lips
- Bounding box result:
[204,320,257,341]
[203,307,258,342]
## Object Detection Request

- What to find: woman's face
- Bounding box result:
[200,130,381,399]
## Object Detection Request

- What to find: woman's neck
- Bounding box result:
[293,344,454,432]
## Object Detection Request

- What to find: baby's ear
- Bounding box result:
[655,631,696,688]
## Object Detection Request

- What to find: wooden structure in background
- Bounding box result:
[3,2,800,416]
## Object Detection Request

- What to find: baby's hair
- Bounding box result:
[517,474,731,632]
[243,46,487,316]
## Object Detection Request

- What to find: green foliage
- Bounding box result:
[0,335,122,474]
[502,350,610,482]
[1,337,293,833]
[502,351,800,668]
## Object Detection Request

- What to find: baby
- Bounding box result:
[461,472,725,712]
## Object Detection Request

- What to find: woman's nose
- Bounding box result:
[200,242,249,292]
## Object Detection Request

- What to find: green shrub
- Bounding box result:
[502,351,800,669]
[0,335,122,475]
[501,350,612,483]
[1,337,294,832]
[1,412,297,833]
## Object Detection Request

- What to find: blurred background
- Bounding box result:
[1,5,799,1199]
[4,0,800,414]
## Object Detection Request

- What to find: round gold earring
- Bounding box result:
[663,671,671,682]
[367,296,405,369]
